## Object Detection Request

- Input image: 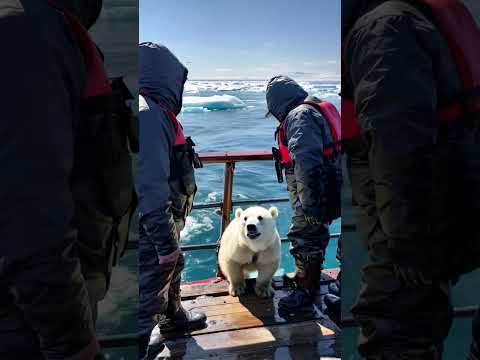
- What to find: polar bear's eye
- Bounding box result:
[258,216,263,221]
[244,216,247,221]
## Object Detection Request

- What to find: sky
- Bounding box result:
[140,0,341,81]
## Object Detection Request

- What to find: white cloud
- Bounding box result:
[215,68,233,72]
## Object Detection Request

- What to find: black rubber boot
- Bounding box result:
[328,280,340,296]
[162,299,207,332]
[140,251,180,360]
[143,325,165,360]
[278,288,313,311]
[162,254,207,332]
[139,336,150,360]
[324,293,341,316]
[278,255,321,311]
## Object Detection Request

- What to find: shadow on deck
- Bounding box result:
[156,269,340,359]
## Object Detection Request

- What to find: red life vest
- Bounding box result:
[342,0,480,141]
[139,89,187,146]
[139,89,201,220]
[275,101,341,165]
[47,0,111,98]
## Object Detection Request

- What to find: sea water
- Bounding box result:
[96,80,341,358]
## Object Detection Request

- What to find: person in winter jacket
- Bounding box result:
[266,75,342,311]
[343,0,480,358]
[138,42,206,359]
[0,1,104,359]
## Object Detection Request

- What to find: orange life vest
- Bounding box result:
[275,100,341,165]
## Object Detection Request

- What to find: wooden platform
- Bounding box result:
[156,269,340,359]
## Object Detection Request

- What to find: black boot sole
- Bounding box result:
[278,300,316,314]
[159,318,207,333]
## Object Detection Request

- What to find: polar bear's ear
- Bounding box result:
[269,207,279,218]
[235,208,243,219]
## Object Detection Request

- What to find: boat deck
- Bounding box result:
[157,268,340,359]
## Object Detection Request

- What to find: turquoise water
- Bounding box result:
[96,80,341,359]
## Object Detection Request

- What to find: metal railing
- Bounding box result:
[126,149,341,251]
[199,150,275,232]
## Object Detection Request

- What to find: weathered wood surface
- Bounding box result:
[155,269,342,358]
[159,320,339,359]
[168,288,331,337]
[180,268,339,300]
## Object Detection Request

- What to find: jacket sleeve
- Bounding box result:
[138,96,179,252]
[346,14,438,267]
[285,108,325,220]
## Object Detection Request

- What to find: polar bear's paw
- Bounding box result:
[229,283,246,297]
[255,282,274,298]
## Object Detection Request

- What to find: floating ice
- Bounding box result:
[180,215,215,240]
[183,95,246,111]
[183,80,339,97]
[207,191,221,201]
[184,81,266,94]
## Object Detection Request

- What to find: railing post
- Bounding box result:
[216,160,236,279]
[221,160,235,234]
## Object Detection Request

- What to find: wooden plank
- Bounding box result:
[181,268,339,300]
[180,277,282,300]
[322,268,340,281]
[183,285,334,309]
[166,289,328,337]
[159,320,339,359]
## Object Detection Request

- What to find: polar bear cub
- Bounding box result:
[218,206,281,298]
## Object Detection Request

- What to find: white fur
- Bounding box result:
[218,206,281,298]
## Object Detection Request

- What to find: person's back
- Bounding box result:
[0,1,101,358]
[343,0,480,358]
[0,0,85,259]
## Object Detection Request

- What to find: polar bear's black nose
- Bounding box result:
[246,224,257,233]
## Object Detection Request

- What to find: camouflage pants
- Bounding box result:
[138,209,185,337]
[285,169,330,262]
[348,154,479,359]
[0,239,98,360]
